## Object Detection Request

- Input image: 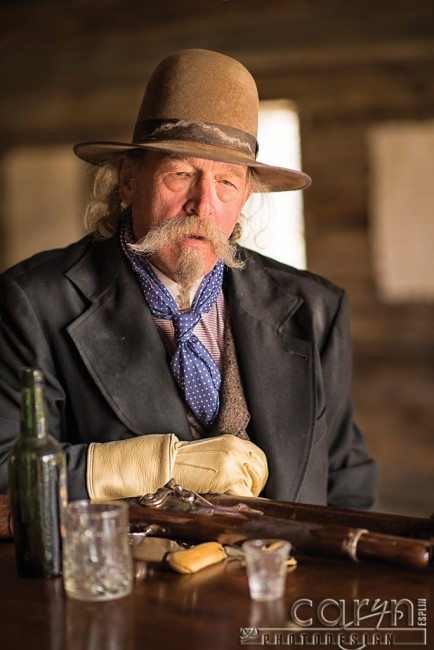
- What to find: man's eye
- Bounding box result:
[220,179,236,188]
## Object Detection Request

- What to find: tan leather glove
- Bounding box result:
[86,433,268,500]
[173,435,268,497]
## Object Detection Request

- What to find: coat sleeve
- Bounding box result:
[321,290,378,509]
[0,272,89,499]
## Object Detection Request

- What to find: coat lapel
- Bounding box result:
[64,238,192,438]
[63,237,317,497]
[227,254,318,501]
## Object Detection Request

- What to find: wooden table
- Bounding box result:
[0,537,432,650]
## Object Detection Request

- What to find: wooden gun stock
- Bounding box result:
[0,495,11,539]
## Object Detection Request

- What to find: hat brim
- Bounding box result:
[73,139,311,192]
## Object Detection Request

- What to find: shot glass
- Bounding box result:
[62,500,133,601]
[242,538,291,602]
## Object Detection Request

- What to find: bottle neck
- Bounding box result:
[21,383,47,439]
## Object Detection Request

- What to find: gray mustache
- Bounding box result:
[128,215,245,271]
[130,215,226,252]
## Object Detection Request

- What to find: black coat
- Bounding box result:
[0,235,377,507]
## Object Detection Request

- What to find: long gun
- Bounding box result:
[125,481,433,570]
[1,483,433,569]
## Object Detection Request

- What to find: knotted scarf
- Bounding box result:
[121,218,224,428]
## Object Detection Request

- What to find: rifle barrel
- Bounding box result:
[202,494,434,540]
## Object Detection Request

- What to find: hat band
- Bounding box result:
[132,118,258,159]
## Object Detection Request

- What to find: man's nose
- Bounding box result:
[185,177,215,218]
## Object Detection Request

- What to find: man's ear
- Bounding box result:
[117,156,137,205]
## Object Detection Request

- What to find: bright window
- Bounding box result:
[2,145,84,269]
[368,119,434,302]
[239,100,306,269]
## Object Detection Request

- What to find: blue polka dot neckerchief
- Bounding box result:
[120,218,224,428]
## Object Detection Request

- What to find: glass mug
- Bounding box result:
[62,500,133,601]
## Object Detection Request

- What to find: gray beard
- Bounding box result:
[175,247,206,306]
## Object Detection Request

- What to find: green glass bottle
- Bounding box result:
[8,367,68,577]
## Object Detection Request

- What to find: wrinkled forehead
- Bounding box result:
[142,151,249,177]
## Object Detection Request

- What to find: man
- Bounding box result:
[0,49,377,508]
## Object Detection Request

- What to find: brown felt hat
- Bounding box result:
[74,49,311,192]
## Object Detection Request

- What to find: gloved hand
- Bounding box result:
[86,433,268,500]
[173,435,267,497]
